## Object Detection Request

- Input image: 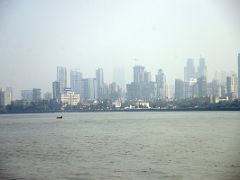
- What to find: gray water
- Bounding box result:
[0,112,240,180]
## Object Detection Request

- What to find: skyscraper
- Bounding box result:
[144,71,151,83]
[0,88,4,106]
[197,76,207,97]
[184,78,197,99]
[0,87,13,106]
[133,65,145,83]
[81,78,97,101]
[52,81,60,100]
[226,74,238,100]
[32,88,41,102]
[184,59,196,81]
[70,69,82,94]
[57,66,67,93]
[197,57,207,78]
[175,79,184,100]
[96,68,104,99]
[127,65,156,100]
[113,67,125,92]
[211,80,221,97]
[238,53,240,98]
[4,87,12,105]
[155,69,166,99]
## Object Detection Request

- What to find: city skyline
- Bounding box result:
[0,54,240,100]
[0,0,240,99]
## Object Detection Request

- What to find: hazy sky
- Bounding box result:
[0,0,240,99]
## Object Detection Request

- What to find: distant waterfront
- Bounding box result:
[0,112,240,180]
[1,98,240,114]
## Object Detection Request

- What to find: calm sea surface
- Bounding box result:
[0,112,240,180]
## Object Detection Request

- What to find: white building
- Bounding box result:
[59,90,80,106]
[226,74,238,100]
[0,87,12,106]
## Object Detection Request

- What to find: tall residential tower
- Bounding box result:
[184,59,196,81]
[70,69,82,94]
[197,57,207,78]
[96,68,104,99]
[57,66,67,93]
[238,53,240,98]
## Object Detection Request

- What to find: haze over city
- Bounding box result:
[0,0,240,99]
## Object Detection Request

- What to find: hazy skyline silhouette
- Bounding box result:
[0,0,240,99]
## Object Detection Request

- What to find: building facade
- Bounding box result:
[57,66,67,93]
[96,68,105,99]
[32,88,41,102]
[226,74,238,100]
[70,69,82,94]
[59,90,80,106]
[238,53,240,98]
[133,65,145,83]
[175,79,184,100]
[184,59,196,81]
[81,78,97,101]
[197,76,207,97]
[52,81,60,100]
[197,57,207,78]
[155,69,166,99]
[21,90,33,101]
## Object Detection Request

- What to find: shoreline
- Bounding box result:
[0,107,240,114]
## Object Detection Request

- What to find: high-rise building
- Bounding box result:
[70,69,82,94]
[175,79,184,100]
[155,69,166,99]
[126,83,141,100]
[197,76,207,97]
[238,53,240,97]
[81,78,97,101]
[52,81,60,100]
[96,68,104,99]
[32,88,41,102]
[108,82,122,100]
[113,67,125,92]
[21,90,33,101]
[184,78,197,99]
[210,80,221,97]
[197,57,207,78]
[184,59,196,81]
[133,65,145,83]
[5,87,13,106]
[226,74,238,100]
[0,89,4,106]
[144,71,151,83]
[127,65,156,100]
[57,66,67,93]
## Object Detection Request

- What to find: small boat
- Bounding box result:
[56,116,63,119]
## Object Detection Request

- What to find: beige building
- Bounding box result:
[59,91,80,106]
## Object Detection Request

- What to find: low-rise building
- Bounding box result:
[59,89,80,106]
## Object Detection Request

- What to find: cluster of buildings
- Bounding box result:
[175,56,239,102]
[51,67,123,106]
[126,66,168,100]
[0,54,240,109]
[127,54,240,103]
